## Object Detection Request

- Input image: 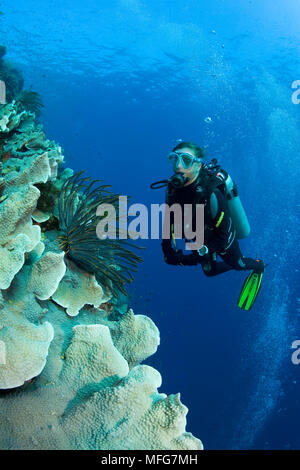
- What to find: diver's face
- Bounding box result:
[175,147,202,186]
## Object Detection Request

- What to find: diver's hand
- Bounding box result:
[164,249,184,265]
[197,247,217,267]
[164,249,202,266]
[196,245,211,264]
[197,245,209,257]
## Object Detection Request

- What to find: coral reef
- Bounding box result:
[0,46,43,114]
[0,184,41,289]
[27,251,66,300]
[0,102,63,178]
[52,259,108,317]
[0,98,203,449]
[0,302,54,389]
[0,54,23,102]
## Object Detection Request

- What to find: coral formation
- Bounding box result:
[0,46,43,114]
[27,251,66,300]
[52,259,108,317]
[0,304,54,389]
[0,80,202,449]
[105,309,161,368]
[0,54,23,102]
[0,102,63,174]
[60,326,199,450]
[0,313,202,450]
[0,184,41,289]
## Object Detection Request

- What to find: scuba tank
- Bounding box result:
[204,159,250,239]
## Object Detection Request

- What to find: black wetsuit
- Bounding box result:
[161,173,261,276]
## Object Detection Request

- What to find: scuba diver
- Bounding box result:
[150,141,265,310]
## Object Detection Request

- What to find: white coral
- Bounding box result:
[0,184,40,289]
[27,251,66,300]
[0,307,54,389]
[0,100,202,450]
[60,325,202,450]
[7,152,52,186]
[52,261,107,316]
[107,309,160,368]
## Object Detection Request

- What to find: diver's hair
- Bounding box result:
[172,141,205,159]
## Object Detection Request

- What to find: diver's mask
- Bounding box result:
[167,151,202,170]
[150,151,202,190]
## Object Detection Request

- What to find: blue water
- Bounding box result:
[2,0,300,449]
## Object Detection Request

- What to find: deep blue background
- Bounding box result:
[1,0,300,449]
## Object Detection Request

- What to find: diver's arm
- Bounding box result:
[162,191,200,266]
[162,239,200,266]
[162,237,181,264]
[206,188,235,254]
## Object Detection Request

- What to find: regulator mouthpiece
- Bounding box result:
[169,173,189,188]
[150,173,189,190]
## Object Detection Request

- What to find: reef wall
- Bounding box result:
[0,72,203,449]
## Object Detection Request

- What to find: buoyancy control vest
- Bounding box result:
[150,159,251,240]
[194,159,250,239]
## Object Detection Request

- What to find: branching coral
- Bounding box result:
[57,171,143,296]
